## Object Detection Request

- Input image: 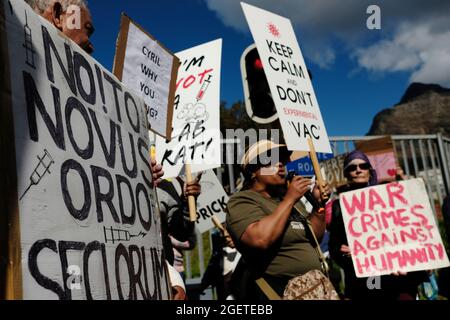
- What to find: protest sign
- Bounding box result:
[241,2,331,153]
[340,179,450,278]
[195,170,229,234]
[286,152,333,177]
[155,39,222,179]
[321,153,348,189]
[114,14,179,139]
[0,1,170,300]
[356,136,398,182]
[367,152,397,182]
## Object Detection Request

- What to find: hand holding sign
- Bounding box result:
[312,181,331,208]
[151,158,164,187]
[211,215,235,249]
[340,245,352,258]
[185,164,199,222]
[183,171,202,201]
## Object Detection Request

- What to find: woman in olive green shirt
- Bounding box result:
[226,140,330,297]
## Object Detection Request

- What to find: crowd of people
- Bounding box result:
[23,0,450,301]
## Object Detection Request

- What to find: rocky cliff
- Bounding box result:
[368,83,450,136]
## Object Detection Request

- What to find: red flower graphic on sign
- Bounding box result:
[268,22,280,37]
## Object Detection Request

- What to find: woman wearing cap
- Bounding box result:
[226,140,330,298]
[329,150,425,300]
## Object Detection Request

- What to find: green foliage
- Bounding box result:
[220,101,254,134]
[220,101,282,136]
[185,231,212,279]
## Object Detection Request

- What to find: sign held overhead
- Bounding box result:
[241,2,331,153]
[114,14,179,139]
[155,39,222,179]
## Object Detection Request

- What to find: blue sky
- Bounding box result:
[88,0,450,137]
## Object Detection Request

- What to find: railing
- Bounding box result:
[184,134,450,292]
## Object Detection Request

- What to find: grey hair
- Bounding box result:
[25,0,88,14]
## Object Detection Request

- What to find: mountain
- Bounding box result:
[368,83,450,136]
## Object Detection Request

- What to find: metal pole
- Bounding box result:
[197,231,205,277]
[226,142,236,193]
[400,140,411,177]
[427,140,444,220]
[409,140,420,177]
[344,141,350,154]
[437,133,450,195]
[419,140,433,202]
[431,142,445,203]
[185,251,192,280]
[333,141,339,156]
[409,139,436,218]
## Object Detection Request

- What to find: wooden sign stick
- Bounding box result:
[185,163,197,222]
[211,215,233,245]
[211,215,223,231]
[211,215,225,232]
[308,138,329,202]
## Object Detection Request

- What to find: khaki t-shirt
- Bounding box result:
[226,190,322,279]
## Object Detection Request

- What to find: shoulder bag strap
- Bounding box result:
[255,278,282,300]
[293,206,330,276]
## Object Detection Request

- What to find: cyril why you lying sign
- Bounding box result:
[340,178,450,278]
[0,0,170,299]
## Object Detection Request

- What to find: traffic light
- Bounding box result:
[240,44,278,124]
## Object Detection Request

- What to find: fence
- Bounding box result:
[184,134,450,294]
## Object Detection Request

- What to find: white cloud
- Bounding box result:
[204,0,368,67]
[355,20,450,86]
[204,0,450,86]
[411,49,450,86]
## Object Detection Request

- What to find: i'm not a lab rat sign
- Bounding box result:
[155,39,222,179]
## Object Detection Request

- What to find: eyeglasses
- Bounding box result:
[345,163,371,172]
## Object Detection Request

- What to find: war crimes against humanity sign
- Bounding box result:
[155,39,222,179]
[340,179,450,278]
[114,14,179,139]
[241,2,331,153]
[0,0,170,299]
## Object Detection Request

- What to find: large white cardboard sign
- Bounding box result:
[340,179,450,278]
[114,15,179,140]
[195,170,229,234]
[0,0,170,299]
[155,39,222,179]
[241,2,331,153]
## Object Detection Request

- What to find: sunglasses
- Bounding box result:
[345,163,371,172]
